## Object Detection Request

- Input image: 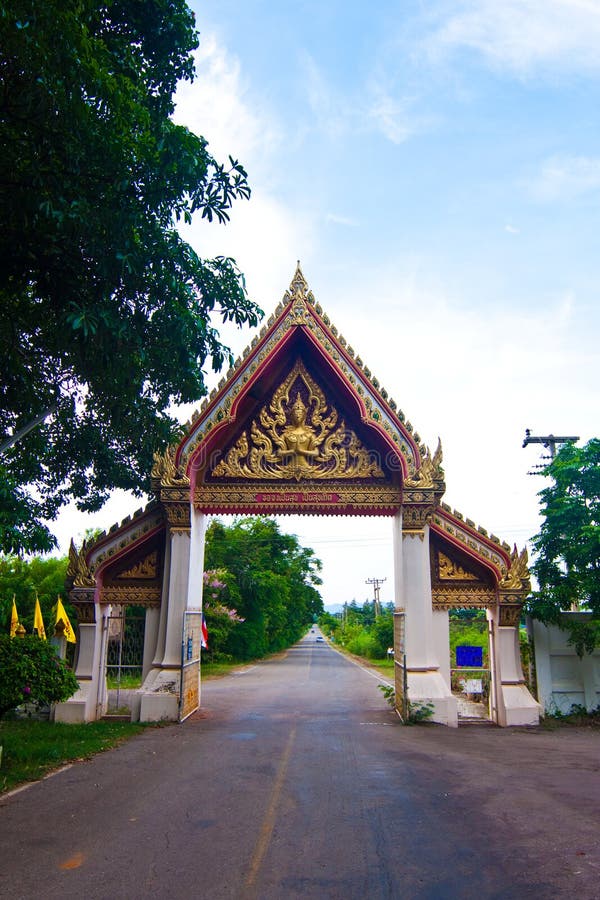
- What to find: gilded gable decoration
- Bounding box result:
[151,444,190,488]
[438,551,478,581]
[210,361,384,482]
[119,551,158,580]
[405,439,444,489]
[499,546,531,593]
[67,538,95,588]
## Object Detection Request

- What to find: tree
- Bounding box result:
[204,518,324,660]
[0,635,79,719]
[0,554,71,637]
[0,0,261,552]
[526,439,600,655]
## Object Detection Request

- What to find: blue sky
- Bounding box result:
[57,0,600,607]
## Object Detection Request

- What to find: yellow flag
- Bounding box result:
[10,596,19,637]
[33,596,46,640]
[55,597,76,644]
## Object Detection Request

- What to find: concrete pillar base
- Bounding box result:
[497,683,540,726]
[407,670,458,727]
[53,680,107,723]
[138,667,180,722]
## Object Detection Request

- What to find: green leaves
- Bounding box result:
[0,635,78,719]
[204,518,324,660]
[0,0,262,550]
[527,439,600,654]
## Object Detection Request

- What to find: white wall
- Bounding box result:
[531,614,600,714]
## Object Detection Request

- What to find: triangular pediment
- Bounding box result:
[175,265,432,515]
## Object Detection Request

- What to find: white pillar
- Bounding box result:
[187,507,207,611]
[400,521,457,726]
[54,604,111,723]
[161,529,190,667]
[403,525,437,671]
[489,607,540,726]
[392,511,403,610]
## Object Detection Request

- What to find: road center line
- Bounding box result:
[245,724,296,891]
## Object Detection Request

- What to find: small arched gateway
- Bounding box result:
[57,266,539,727]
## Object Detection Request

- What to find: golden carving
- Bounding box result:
[403,503,433,532]
[211,361,384,482]
[195,482,401,513]
[119,551,158,580]
[405,438,444,489]
[438,552,478,581]
[151,444,190,486]
[165,503,191,529]
[102,586,161,606]
[67,539,95,588]
[499,605,522,627]
[72,600,96,624]
[500,546,531,592]
[432,586,496,609]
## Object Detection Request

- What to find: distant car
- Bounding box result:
[316,636,324,642]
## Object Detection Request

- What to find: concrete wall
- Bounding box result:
[531,614,600,714]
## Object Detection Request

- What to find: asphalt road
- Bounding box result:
[1,632,599,900]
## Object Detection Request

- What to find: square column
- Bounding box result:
[139,502,191,722]
[488,605,540,726]
[394,509,457,726]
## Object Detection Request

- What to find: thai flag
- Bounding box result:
[201,613,208,649]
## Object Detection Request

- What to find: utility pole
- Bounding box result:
[366,577,386,618]
[522,429,579,473]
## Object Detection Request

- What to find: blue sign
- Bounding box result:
[456,645,483,667]
[186,636,194,661]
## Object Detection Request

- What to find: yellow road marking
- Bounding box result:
[245,725,296,890]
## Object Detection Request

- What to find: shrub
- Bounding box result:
[0,636,79,719]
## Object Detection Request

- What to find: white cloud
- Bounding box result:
[325,213,359,227]
[527,155,600,201]
[504,224,520,234]
[426,0,600,75]
[174,34,281,179]
[299,52,428,145]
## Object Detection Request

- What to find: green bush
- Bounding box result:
[0,636,79,719]
[346,632,381,659]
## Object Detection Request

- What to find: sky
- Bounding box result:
[55,0,600,608]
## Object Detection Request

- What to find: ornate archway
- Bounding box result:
[58,265,539,727]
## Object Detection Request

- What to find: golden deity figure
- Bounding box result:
[279,393,319,472]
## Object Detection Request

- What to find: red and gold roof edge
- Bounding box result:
[431,502,520,586]
[175,264,424,484]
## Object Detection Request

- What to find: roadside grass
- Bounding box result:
[541,705,600,730]
[0,719,148,794]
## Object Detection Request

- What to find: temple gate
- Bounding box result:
[56,266,539,727]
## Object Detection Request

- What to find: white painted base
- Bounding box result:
[53,680,106,723]
[138,667,180,722]
[497,684,540,727]
[407,670,458,727]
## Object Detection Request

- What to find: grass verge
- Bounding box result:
[0,719,148,794]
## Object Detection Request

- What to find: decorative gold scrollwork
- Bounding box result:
[67,539,95,588]
[151,444,190,486]
[500,546,531,592]
[438,552,478,581]
[211,361,384,482]
[405,438,444,489]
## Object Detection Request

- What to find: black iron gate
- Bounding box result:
[106,607,145,709]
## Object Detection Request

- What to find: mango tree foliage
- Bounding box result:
[526,438,600,655]
[0,0,261,552]
[204,518,323,660]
